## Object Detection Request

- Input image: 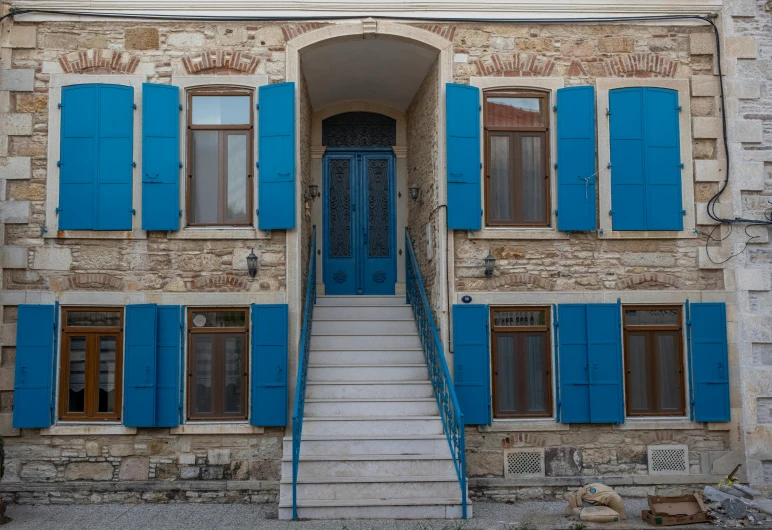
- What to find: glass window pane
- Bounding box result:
[496,336,516,415]
[68,337,87,413]
[66,311,121,327]
[192,130,220,224]
[191,311,246,328]
[192,95,251,125]
[657,333,682,412]
[98,337,116,413]
[520,136,546,223]
[525,334,548,414]
[487,97,545,128]
[628,334,650,412]
[224,337,244,414]
[226,134,248,221]
[193,336,214,414]
[493,310,547,328]
[625,309,680,327]
[489,135,512,222]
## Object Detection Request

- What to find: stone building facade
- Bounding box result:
[0,0,768,516]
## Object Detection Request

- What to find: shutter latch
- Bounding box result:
[255,162,259,168]
[55,207,62,214]
[681,210,687,216]
[679,163,685,169]
[132,162,136,168]
[677,105,683,111]
[609,210,615,216]
[132,104,137,110]
[256,104,259,110]
[57,161,63,167]
[607,163,613,169]
[553,105,557,111]
[58,103,63,109]
[131,209,136,215]
[606,108,611,116]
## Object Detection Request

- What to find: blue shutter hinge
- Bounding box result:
[606,108,611,116]
[480,163,482,170]
[479,105,482,111]
[132,162,136,168]
[179,209,183,217]
[599,228,605,235]
[609,209,615,216]
[57,103,63,109]
[255,162,259,168]
[554,209,558,217]
[256,104,259,110]
[679,163,685,169]
[265,229,271,236]
[55,207,62,214]
[554,163,558,169]
[132,104,137,110]
[693,228,700,235]
[677,105,683,111]
[256,209,259,216]
[57,160,63,167]
[179,104,183,111]
[131,209,136,215]
[179,162,183,168]
[553,105,557,111]
[607,163,613,169]
[681,209,687,216]
[41,226,47,235]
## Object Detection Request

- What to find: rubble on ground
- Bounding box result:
[703,485,772,527]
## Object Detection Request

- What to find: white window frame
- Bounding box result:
[597,78,697,240]
[170,75,271,240]
[45,74,147,240]
[468,77,568,241]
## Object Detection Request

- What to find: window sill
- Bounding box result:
[598,230,698,240]
[41,424,137,436]
[170,423,265,435]
[468,228,569,240]
[617,418,701,430]
[480,420,569,432]
[167,227,271,240]
[44,230,146,240]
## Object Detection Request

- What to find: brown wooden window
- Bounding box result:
[484,90,551,227]
[59,308,123,422]
[623,306,686,417]
[491,307,552,418]
[187,88,253,226]
[187,308,249,421]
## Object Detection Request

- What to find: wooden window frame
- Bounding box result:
[186,88,254,227]
[623,305,686,417]
[58,307,124,422]
[187,308,249,421]
[490,306,553,419]
[484,90,551,228]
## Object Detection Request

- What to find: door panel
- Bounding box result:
[323,153,357,295]
[362,153,396,295]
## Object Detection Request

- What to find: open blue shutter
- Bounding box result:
[586,303,624,423]
[124,304,157,427]
[13,305,56,428]
[155,306,181,427]
[446,83,481,231]
[96,85,134,230]
[142,83,180,231]
[452,304,490,425]
[59,85,98,230]
[609,88,646,231]
[258,83,295,230]
[557,305,591,423]
[688,302,730,422]
[644,88,683,230]
[556,86,596,232]
[251,304,288,426]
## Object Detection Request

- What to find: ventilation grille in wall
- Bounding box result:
[504,448,545,478]
[648,445,689,475]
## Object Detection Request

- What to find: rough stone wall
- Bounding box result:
[298,70,313,297]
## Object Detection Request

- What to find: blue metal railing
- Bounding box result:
[292,225,317,520]
[405,228,467,519]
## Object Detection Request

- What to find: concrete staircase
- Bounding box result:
[278,295,470,519]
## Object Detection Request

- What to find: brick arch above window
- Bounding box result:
[181,50,261,75]
[475,53,556,77]
[50,274,126,291]
[186,273,251,291]
[602,53,680,78]
[617,273,686,290]
[58,50,139,74]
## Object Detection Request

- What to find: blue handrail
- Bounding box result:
[292,225,317,520]
[405,228,467,519]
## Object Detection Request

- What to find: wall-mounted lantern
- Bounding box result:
[306,184,319,202]
[484,251,496,278]
[409,185,423,205]
[247,249,258,281]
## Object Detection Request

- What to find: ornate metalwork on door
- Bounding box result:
[328,158,351,257]
[322,112,396,147]
[367,158,390,258]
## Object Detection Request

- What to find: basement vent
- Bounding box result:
[504,448,545,478]
[648,445,689,475]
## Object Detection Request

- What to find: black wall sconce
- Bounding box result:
[409,185,424,205]
[484,251,496,278]
[247,248,258,281]
[305,183,319,202]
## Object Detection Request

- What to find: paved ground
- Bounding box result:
[1,499,751,530]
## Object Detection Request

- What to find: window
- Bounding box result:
[491,308,552,418]
[623,306,685,416]
[187,308,249,420]
[187,88,253,226]
[484,90,550,227]
[59,308,123,421]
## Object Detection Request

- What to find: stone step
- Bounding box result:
[305,381,434,399]
[282,454,457,479]
[313,306,413,320]
[301,416,443,436]
[316,296,407,307]
[304,398,438,417]
[279,478,462,502]
[278,498,470,520]
[307,364,428,381]
[309,350,425,365]
[312,319,417,334]
[281,435,449,457]
[311,334,422,350]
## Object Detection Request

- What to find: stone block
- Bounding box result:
[0,157,31,180]
[0,91,8,114]
[207,448,231,465]
[119,457,149,481]
[109,443,134,457]
[598,37,634,53]
[692,76,721,97]
[32,247,72,271]
[689,33,715,55]
[41,61,63,74]
[20,462,57,482]
[77,247,122,269]
[15,94,47,113]
[545,447,581,477]
[65,462,114,481]
[696,202,731,225]
[0,245,28,268]
[39,33,77,50]
[167,32,205,48]
[215,26,248,46]
[2,113,33,136]
[200,465,224,480]
[1,26,36,49]
[155,463,179,480]
[453,53,468,63]
[742,315,772,343]
[699,247,727,269]
[693,117,722,139]
[621,253,676,267]
[726,36,757,59]
[179,453,196,465]
[738,161,765,191]
[726,0,757,16]
[0,200,30,223]
[0,413,19,437]
[694,160,725,182]
[0,323,16,346]
[757,398,772,424]
[180,466,200,479]
[125,27,159,50]
[734,120,763,143]
[0,69,34,92]
[491,36,515,51]
[85,441,101,457]
[728,78,761,100]
[746,225,770,245]
[738,269,771,291]
[754,344,772,366]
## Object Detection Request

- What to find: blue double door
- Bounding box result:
[323,148,396,295]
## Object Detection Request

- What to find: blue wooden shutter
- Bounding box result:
[609,88,646,230]
[96,84,134,230]
[452,304,491,425]
[446,83,481,231]
[142,83,180,231]
[59,85,98,230]
[13,305,56,428]
[258,83,295,230]
[556,305,591,423]
[643,88,683,230]
[251,304,288,426]
[688,302,730,422]
[124,304,157,427]
[556,86,596,232]
[155,306,181,427]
